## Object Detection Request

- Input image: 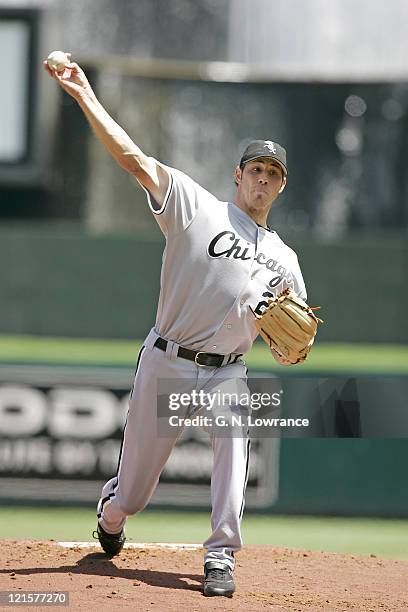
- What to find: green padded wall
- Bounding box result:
[1,225,406,342]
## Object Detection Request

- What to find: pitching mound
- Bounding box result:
[1,540,407,610]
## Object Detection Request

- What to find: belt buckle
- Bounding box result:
[194,351,209,367]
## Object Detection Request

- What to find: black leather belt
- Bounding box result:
[154,337,241,368]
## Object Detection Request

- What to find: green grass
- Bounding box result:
[1,507,408,559]
[0,335,141,367]
[0,335,407,373]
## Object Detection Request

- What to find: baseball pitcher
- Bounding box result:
[44,54,320,598]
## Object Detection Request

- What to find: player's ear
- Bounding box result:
[234,165,242,186]
[278,175,287,194]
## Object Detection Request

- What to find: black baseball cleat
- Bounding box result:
[93,523,126,558]
[203,561,235,597]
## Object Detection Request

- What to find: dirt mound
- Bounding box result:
[1,540,407,610]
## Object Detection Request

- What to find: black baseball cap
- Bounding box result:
[239,140,287,175]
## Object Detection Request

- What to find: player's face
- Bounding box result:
[235,158,286,214]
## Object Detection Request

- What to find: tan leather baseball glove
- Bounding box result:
[252,288,323,365]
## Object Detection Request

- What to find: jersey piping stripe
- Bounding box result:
[145,171,174,216]
[97,345,145,520]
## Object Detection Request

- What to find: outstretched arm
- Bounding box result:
[43,54,169,206]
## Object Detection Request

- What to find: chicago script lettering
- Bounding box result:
[207,231,252,260]
[208,232,289,279]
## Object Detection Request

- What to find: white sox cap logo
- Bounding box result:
[264,141,277,154]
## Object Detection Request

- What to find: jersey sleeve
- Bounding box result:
[141,162,208,235]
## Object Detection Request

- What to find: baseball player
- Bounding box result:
[44,57,307,598]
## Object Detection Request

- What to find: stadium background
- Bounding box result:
[1,0,408,556]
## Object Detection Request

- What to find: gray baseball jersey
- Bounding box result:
[144,162,306,355]
[98,160,307,571]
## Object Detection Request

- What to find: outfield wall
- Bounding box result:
[1,364,408,516]
[277,439,408,517]
[2,225,406,343]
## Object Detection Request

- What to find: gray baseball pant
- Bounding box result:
[97,328,250,570]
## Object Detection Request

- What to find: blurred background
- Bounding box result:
[0,0,407,555]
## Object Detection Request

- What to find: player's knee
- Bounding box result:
[119,498,148,516]
[119,501,138,516]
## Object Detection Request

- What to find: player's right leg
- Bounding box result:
[95,338,188,554]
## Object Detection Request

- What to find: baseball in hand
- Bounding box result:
[47,50,70,71]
